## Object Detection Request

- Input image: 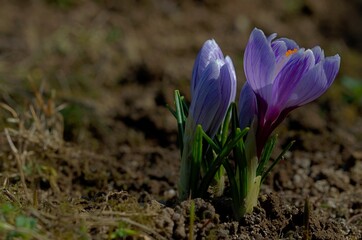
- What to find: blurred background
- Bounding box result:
[0,0,361,150]
[0,2,361,238]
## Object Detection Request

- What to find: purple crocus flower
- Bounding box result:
[239,28,340,156]
[187,39,237,138]
[179,39,237,200]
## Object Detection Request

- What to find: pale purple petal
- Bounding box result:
[238,82,257,130]
[311,46,325,64]
[191,39,224,97]
[286,62,328,107]
[208,61,233,137]
[225,56,237,102]
[323,54,341,87]
[271,40,290,76]
[272,49,315,108]
[271,40,288,63]
[189,62,221,133]
[277,37,299,50]
[267,33,277,42]
[271,38,299,68]
[244,28,276,98]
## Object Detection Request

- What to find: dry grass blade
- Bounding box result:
[347,213,362,225]
[100,210,158,217]
[4,128,31,203]
[83,214,167,240]
[2,188,21,207]
[0,103,19,119]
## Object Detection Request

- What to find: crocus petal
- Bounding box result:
[271,40,288,62]
[189,62,222,135]
[286,62,328,107]
[272,49,315,109]
[323,54,341,86]
[238,82,257,130]
[311,46,325,64]
[207,61,233,137]
[271,40,289,76]
[277,37,299,50]
[267,33,277,42]
[272,38,300,75]
[244,28,276,99]
[191,39,224,97]
[225,56,237,102]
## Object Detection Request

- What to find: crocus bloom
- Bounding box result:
[187,39,237,138]
[239,28,340,156]
[179,39,236,200]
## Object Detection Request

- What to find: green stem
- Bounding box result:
[223,161,245,219]
[261,140,295,183]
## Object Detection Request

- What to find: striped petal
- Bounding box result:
[286,62,328,107]
[311,46,325,64]
[188,62,222,136]
[272,49,315,109]
[191,39,224,97]
[277,37,299,50]
[238,82,257,130]
[323,54,341,87]
[208,61,233,137]
[225,56,237,103]
[244,28,276,100]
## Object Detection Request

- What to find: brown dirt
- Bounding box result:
[0,0,361,239]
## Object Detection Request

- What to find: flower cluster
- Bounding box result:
[170,28,340,219]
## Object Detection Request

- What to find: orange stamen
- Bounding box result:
[285,48,298,57]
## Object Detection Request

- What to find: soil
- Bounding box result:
[0,0,361,239]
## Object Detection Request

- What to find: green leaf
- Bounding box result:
[235,131,247,199]
[220,103,235,146]
[230,102,240,136]
[166,104,177,118]
[223,160,243,219]
[261,140,295,183]
[199,128,220,153]
[257,135,277,176]
[198,127,249,197]
[190,125,203,195]
[181,95,189,117]
[174,90,187,154]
